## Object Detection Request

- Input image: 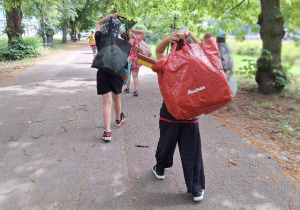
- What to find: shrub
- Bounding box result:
[0,37,41,61]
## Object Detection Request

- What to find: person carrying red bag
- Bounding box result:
[152,27,206,202]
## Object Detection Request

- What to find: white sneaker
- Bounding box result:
[152,166,165,180]
[193,190,204,201]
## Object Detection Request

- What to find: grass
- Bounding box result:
[233,54,300,76]
[0,36,77,60]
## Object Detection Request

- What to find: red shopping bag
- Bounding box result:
[152,37,233,119]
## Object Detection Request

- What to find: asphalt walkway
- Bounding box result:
[0,42,299,210]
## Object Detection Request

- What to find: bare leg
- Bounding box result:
[126,71,132,90]
[112,93,121,121]
[132,71,139,91]
[102,92,112,132]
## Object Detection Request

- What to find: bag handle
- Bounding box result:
[171,37,192,53]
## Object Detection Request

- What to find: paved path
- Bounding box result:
[0,42,299,210]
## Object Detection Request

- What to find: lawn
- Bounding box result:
[233,54,300,76]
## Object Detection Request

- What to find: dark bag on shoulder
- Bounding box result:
[91,17,131,77]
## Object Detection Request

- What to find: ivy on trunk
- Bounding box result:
[5,5,23,44]
[256,0,286,95]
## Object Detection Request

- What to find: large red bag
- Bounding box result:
[152,37,234,119]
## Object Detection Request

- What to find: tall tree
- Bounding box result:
[2,0,29,44]
[256,0,286,94]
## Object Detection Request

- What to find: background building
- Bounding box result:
[0,6,39,37]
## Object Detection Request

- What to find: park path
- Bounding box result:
[0,42,299,210]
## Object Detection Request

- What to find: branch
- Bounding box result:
[230,0,246,12]
[75,0,90,22]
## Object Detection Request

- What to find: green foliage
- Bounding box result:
[228,101,237,109]
[236,58,257,79]
[279,119,290,132]
[267,66,290,87]
[265,113,272,119]
[37,26,55,36]
[261,102,275,109]
[0,37,41,61]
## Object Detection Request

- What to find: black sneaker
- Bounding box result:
[124,88,130,93]
[102,131,111,141]
[133,90,139,96]
[152,165,165,180]
[115,112,125,127]
[193,190,204,201]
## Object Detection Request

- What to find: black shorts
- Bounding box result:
[96,69,123,95]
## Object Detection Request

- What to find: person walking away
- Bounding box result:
[78,32,81,41]
[216,31,233,79]
[216,31,238,96]
[87,30,97,61]
[123,29,145,96]
[95,13,125,141]
[152,27,205,202]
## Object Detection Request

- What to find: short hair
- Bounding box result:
[217,37,226,43]
[204,33,213,40]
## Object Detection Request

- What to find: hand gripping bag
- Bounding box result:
[152,37,234,120]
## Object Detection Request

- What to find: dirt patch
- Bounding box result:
[212,81,300,182]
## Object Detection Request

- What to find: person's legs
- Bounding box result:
[102,92,112,132]
[132,71,139,92]
[178,123,205,195]
[112,93,121,121]
[124,71,131,93]
[155,121,180,171]
[92,46,97,60]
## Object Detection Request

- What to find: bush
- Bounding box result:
[0,37,41,61]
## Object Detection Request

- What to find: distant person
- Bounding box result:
[216,31,238,96]
[216,31,233,79]
[87,30,97,61]
[152,27,206,202]
[123,29,146,97]
[203,33,213,40]
[94,13,125,141]
[78,32,81,41]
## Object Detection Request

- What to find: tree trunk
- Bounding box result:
[62,21,68,44]
[70,20,76,41]
[256,0,286,95]
[5,5,23,44]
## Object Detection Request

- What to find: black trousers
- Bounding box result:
[155,120,205,193]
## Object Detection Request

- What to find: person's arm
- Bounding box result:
[95,13,118,31]
[130,29,145,41]
[156,30,189,59]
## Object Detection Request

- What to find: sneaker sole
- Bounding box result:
[193,191,204,201]
[152,168,165,180]
[115,118,125,127]
[102,137,111,141]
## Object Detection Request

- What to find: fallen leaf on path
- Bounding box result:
[228,159,239,167]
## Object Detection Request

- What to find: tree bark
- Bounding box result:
[70,20,76,41]
[256,0,286,95]
[5,5,23,44]
[62,21,68,44]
